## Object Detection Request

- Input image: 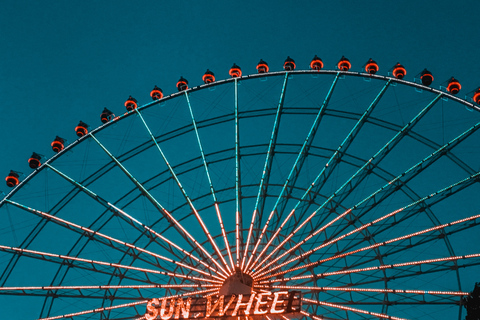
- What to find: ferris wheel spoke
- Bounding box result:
[306,92,444,234]
[0,283,218,299]
[251,78,391,271]
[182,92,234,271]
[254,171,480,279]
[90,133,229,278]
[134,108,231,274]
[43,163,220,277]
[244,73,289,271]
[252,93,445,275]
[3,199,221,280]
[0,244,218,285]
[234,78,245,269]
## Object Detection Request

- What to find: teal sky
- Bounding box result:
[1,1,480,319]
[1,1,480,177]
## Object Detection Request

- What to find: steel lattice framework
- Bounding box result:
[1,66,480,320]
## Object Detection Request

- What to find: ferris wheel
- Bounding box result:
[1,56,480,320]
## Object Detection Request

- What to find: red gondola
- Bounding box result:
[392,63,406,79]
[283,56,296,71]
[150,86,163,100]
[125,96,138,111]
[51,136,65,153]
[257,59,269,73]
[365,58,379,74]
[446,77,461,94]
[177,77,188,91]
[473,88,480,104]
[5,171,19,187]
[310,55,323,70]
[229,64,242,78]
[337,56,351,71]
[420,69,434,86]
[100,108,114,123]
[202,70,215,84]
[28,152,42,169]
[75,121,88,137]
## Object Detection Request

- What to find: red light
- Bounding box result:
[447,78,461,94]
[392,63,406,79]
[473,88,480,104]
[229,64,242,78]
[5,171,19,187]
[150,86,163,100]
[28,153,42,169]
[310,56,323,70]
[177,77,189,91]
[75,121,88,137]
[257,59,269,73]
[51,137,65,153]
[283,57,296,71]
[420,69,433,86]
[337,56,351,71]
[202,70,215,84]
[365,58,378,74]
[125,96,138,111]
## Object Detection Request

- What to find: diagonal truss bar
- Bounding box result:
[4,199,218,280]
[302,298,408,320]
[244,73,289,271]
[90,133,229,277]
[45,163,223,278]
[252,93,444,274]
[183,92,234,271]
[251,77,390,270]
[0,244,218,284]
[255,170,480,279]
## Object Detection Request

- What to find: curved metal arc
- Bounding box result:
[252,77,391,270]
[3,199,219,280]
[89,133,229,278]
[135,107,232,274]
[254,170,480,279]
[182,92,234,272]
[44,163,220,277]
[244,72,289,271]
[252,92,444,275]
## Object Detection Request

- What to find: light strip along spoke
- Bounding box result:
[4,199,218,280]
[38,288,218,320]
[183,92,234,271]
[244,73,289,271]
[0,244,219,284]
[90,133,229,278]
[235,78,243,269]
[251,77,389,270]
[259,217,480,283]
[302,298,408,320]
[255,170,480,279]
[300,310,344,320]
[0,284,218,296]
[252,93,443,275]
[267,285,468,296]
[45,163,222,278]
[280,253,480,283]
[255,114,478,277]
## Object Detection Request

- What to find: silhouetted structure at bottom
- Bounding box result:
[464,283,480,320]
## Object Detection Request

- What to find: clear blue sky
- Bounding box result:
[1,1,480,319]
